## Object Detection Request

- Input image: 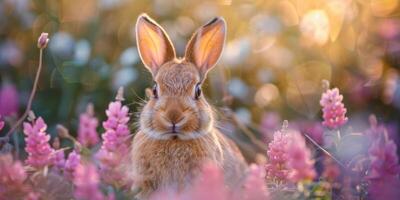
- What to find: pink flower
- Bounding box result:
[64,150,81,180]
[73,163,105,200]
[286,131,316,182]
[184,162,228,200]
[37,32,49,49]
[23,117,55,168]
[265,128,289,183]
[78,103,100,147]
[0,154,28,197]
[320,82,348,129]
[367,138,400,200]
[367,139,399,180]
[0,83,19,117]
[53,150,66,171]
[96,89,130,183]
[151,162,228,200]
[100,101,130,154]
[240,164,269,200]
[364,117,400,199]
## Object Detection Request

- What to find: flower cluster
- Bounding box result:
[265,125,290,183]
[320,81,348,129]
[240,164,270,200]
[78,103,100,147]
[286,131,316,182]
[0,154,29,198]
[64,150,81,180]
[96,88,131,183]
[73,163,105,200]
[23,117,55,168]
[367,134,400,200]
[150,162,269,200]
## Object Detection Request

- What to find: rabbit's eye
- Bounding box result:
[152,83,158,99]
[195,83,201,100]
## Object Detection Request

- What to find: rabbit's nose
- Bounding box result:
[169,117,186,133]
[165,108,183,124]
[171,123,177,133]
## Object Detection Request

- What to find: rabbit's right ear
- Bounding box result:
[136,14,176,75]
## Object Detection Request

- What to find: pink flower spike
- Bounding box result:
[23,117,55,168]
[320,81,348,129]
[265,125,290,183]
[367,136,400,200]
[286,131,316,183]
[182,162,228,200]
[64,150,81,180]
[367,139,399,180]
[99,102,130,154]
[96,88,131,183]
[78,103,100,147]
[241,164,269,200]
[53,150,66,171]
[0,154,28,197]
[73,163,105,200]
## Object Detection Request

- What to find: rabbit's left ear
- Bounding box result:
[185,17,226,77]
[136,13,176,75]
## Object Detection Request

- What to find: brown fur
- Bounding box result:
[130,13,247,199]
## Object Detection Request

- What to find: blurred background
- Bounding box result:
[0,0,399,160]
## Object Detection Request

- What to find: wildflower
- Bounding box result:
[78,103,100,147]
[73,163,105,200]
[367,136,400,200]
[53,150,65,171]
[286,131,316,182]
[367,138,399,179]
[240,164,269,200]
[64,150,81,180]
[96,88,130,182]
[183,162,228,200]
[23,117,55,168]
[265,123,290,183]
[320,80,348,129]
[51,137,65,172]
[0,154,29,198]
[0,83,19,117]
[37,32,49,49]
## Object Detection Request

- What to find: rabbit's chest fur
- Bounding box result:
[131,131,223,196]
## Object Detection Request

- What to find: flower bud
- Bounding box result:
[37,32,49,49]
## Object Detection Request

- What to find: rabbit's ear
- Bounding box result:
[136,13,176,75]
[185,17,226,77]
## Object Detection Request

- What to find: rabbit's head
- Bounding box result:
[136,14,226,140]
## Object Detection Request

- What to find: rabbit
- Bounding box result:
[129,13,248,199]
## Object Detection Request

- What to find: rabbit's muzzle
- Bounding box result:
[150,96,208,140]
